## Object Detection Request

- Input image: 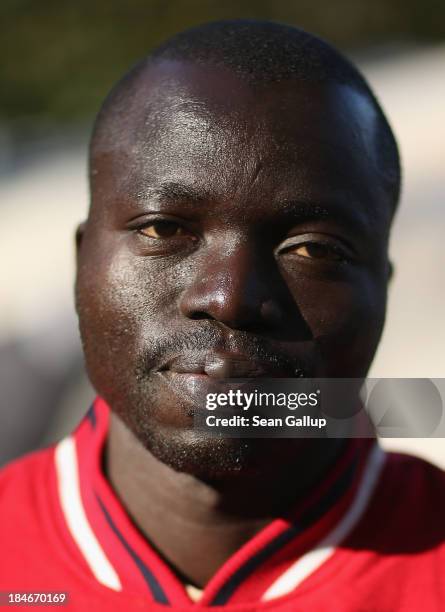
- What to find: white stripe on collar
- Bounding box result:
[262,444,386,601]
[55,436,122,591]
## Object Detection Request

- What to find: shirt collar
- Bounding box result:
[54,397,384,607]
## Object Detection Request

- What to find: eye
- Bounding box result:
[278,235,353,264]
[138,221,193,240]
[290,242,345,261]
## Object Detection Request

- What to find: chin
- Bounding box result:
[140,426,260,479]
[132,418,308,482]
[108,384,308,480]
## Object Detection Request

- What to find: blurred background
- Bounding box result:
[1,0,444,467]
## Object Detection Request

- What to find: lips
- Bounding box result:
[155,350,303,411]
[159,350,296,379]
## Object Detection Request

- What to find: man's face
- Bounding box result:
[76,61,392,476]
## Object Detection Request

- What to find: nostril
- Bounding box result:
[190,311,215,321]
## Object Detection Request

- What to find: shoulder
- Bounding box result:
[0,445,56,491]
[0,444,93,590]
[0,446,58,550]
[0,446,56,502]
[353,448,445,551]
[382,449,445,507]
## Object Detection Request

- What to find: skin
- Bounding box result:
[75,60,393,586]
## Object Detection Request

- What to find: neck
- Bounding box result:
[105,413,345,587]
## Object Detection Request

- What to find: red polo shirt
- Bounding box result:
[1,397,444,610]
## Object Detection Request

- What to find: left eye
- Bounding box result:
[139,221,189,239]
[289,242,345,261]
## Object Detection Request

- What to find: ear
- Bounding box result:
[75,221,87,261]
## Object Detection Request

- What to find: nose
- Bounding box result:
[178,242,291,332]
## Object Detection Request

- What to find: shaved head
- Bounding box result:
[90,19,400,210]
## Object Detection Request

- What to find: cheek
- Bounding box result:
[76,259,136,395]
[304,280,384,336]
[76,248,185,363]
[288,272,387,375]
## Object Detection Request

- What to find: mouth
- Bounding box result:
[158,350,304,379]
[155,350,306,412]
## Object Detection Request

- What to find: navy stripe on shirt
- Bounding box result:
[96,494,170,605]
[210,454,358,606]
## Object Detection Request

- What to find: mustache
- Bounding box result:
[136,327,308,377]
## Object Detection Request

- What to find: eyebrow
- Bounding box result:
[141,181,374,236]
[143,181,211,205]
[279,199,374,236]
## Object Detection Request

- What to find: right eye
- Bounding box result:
[138,221,190,239]
[284,241,347,262]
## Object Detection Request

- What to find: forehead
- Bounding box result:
[91,60,388,221]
